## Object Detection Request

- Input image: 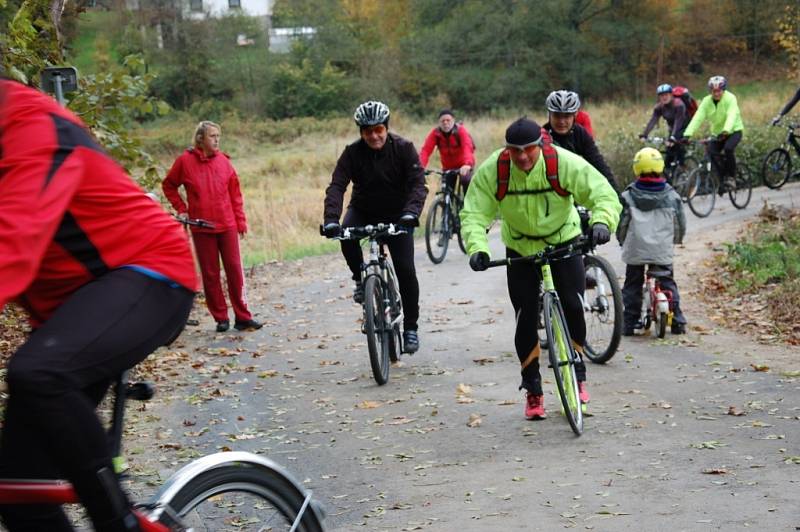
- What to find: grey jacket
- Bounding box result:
[617,183,686,265]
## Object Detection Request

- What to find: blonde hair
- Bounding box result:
[193,121,221,148]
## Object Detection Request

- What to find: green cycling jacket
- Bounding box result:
[461,146,621,258]
[683,90,744,138]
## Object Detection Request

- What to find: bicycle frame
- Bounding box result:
[781,124,800,158]
[361,235,403,331]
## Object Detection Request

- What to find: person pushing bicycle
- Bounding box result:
[682,76,744,191]
[618,148,687,336]
[0,79,197,531]
[419,109,476,194]
[461,118,621,420]
[322,101,427,354]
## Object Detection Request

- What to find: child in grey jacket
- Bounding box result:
[618,147,687,335]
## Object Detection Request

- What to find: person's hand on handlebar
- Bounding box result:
[469,251,490,272]
[398,213,419,227]
[591,223,611,246]
[177,212,189,222]
[459,165,472,177]
[638,134,648,142]
[322,222,341,238]
[771,115,782,126]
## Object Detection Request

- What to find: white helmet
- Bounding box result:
[353,100,390,127]
[708,75,727,91]
[546,90,581,113]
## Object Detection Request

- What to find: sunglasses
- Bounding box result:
[361,124,387,136]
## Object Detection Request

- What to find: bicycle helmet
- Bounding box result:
[354,100,390,127]
[632,147,665,176]
[708,75,727,91]
[545,90,581,114]
[656,83,673,95]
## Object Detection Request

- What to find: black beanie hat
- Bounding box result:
[438,108,454,118]
[505,118,542,148]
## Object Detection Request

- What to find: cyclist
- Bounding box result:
[543,90,619,192]
[771,86,800,125]
[0,79,197,531]
[419,109,476,193]
[461,118,621,420]
[163,121,262,333]
[322,101,427,353]
[683,75,744,191]
[639,84,689,172]
[617,148,687,336]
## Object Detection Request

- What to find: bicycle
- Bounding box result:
[172,214,215,229]
[630,266,675,339]
[685,136,752,218]
[424,169,466,264]
[322,223,406,385]
[645,136,699,201]
[487,236,591,436]
[762,121,800,189]
[0,372,326,531]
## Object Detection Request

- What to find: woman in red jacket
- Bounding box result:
[163,121,261,332]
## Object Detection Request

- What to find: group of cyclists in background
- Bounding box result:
[0,71,797,530]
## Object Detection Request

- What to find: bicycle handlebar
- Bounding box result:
[173,215,215,229]
[486,235,593,269]
[424,168,461,177]
[319,223,410,241]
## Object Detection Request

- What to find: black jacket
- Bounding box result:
[779,87,800,117]
[642,98,688,139]
[324,132,427,223]
[543,123,619,192]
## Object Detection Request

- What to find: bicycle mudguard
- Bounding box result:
[146,451,325,523]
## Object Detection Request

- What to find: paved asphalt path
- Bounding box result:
[135,183,800,531]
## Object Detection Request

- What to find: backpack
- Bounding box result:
[672,86,698,118]
[496,131,568,201]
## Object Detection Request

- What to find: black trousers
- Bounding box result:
[665,143,686,178]
[506,248,587,394]
[622,264,686,329]
[707,131,742,179]
[340,208,420,331]
[0,269,194,531]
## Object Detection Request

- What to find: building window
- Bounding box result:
[189,0,202,11]
[229,0,241,7]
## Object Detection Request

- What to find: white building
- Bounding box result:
[183,0,274,20]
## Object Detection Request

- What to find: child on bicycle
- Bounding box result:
[618,148,687,335]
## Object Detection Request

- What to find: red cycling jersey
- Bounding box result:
[0,79,197,326]
[419,124,476,170]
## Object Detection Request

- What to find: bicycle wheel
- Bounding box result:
[761,148,791,189]
[543,292,583,436]
[729,164,752,209]
[453,196,467,254]
[425,199,449,264]
[156,464,324,531]
[582,254,622,364]
[672,156,699,201]
[364,276,390,385]
[385,262,401,363]
[687,167,716,218]
[657,312,667,339]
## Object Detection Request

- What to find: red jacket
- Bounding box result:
[419,123,476,170]
[0,80,197,326]
[163,148,247,234]
[576,110,594,139]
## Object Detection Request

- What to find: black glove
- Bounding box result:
[469,252,490,272]
[398,213,419,227]
[322,222,341,238]
[591,223,610,246]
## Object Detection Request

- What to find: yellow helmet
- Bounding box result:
[632,147,665,176]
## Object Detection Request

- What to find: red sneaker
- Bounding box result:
[525,393,546,420]
[578,382,590,404]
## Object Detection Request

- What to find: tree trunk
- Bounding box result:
[50,0,66,46]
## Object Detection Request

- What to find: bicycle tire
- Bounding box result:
[761,148,791,189]
[385,263,401,363]
[453,195,467,254]
[543,292,583,436]
[687,166,716,218]
[156,465,324,532]
[657,312,667,339]
[729,164,752,209]
[425,199,449,264]
[671,156,699,201]
[582,254,622,364]
[364,276,390,385]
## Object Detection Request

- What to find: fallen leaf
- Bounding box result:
[356,400,382,409]
[467,414,482,428]
[456,383,472,397]
[727,406,746,416]
[701,468,728,475]
[750,364,770,372]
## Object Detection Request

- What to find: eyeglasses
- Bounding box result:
[506,143,541,155]
[361,124,387,136]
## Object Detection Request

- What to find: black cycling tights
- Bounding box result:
[0,269,194,532]
[707,131,742,179]
[340,208,419,331]
[506,248,586,395]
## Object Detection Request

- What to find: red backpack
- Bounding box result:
[672,86,698,118]
[495,131,568,201]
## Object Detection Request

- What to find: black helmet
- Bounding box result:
[354,100,390,127]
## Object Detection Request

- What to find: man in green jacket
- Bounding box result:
[683,75,744,189]
[461,118,621,421]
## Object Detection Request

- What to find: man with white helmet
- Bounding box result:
[322,101,427,353]
[683,76,744,190]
